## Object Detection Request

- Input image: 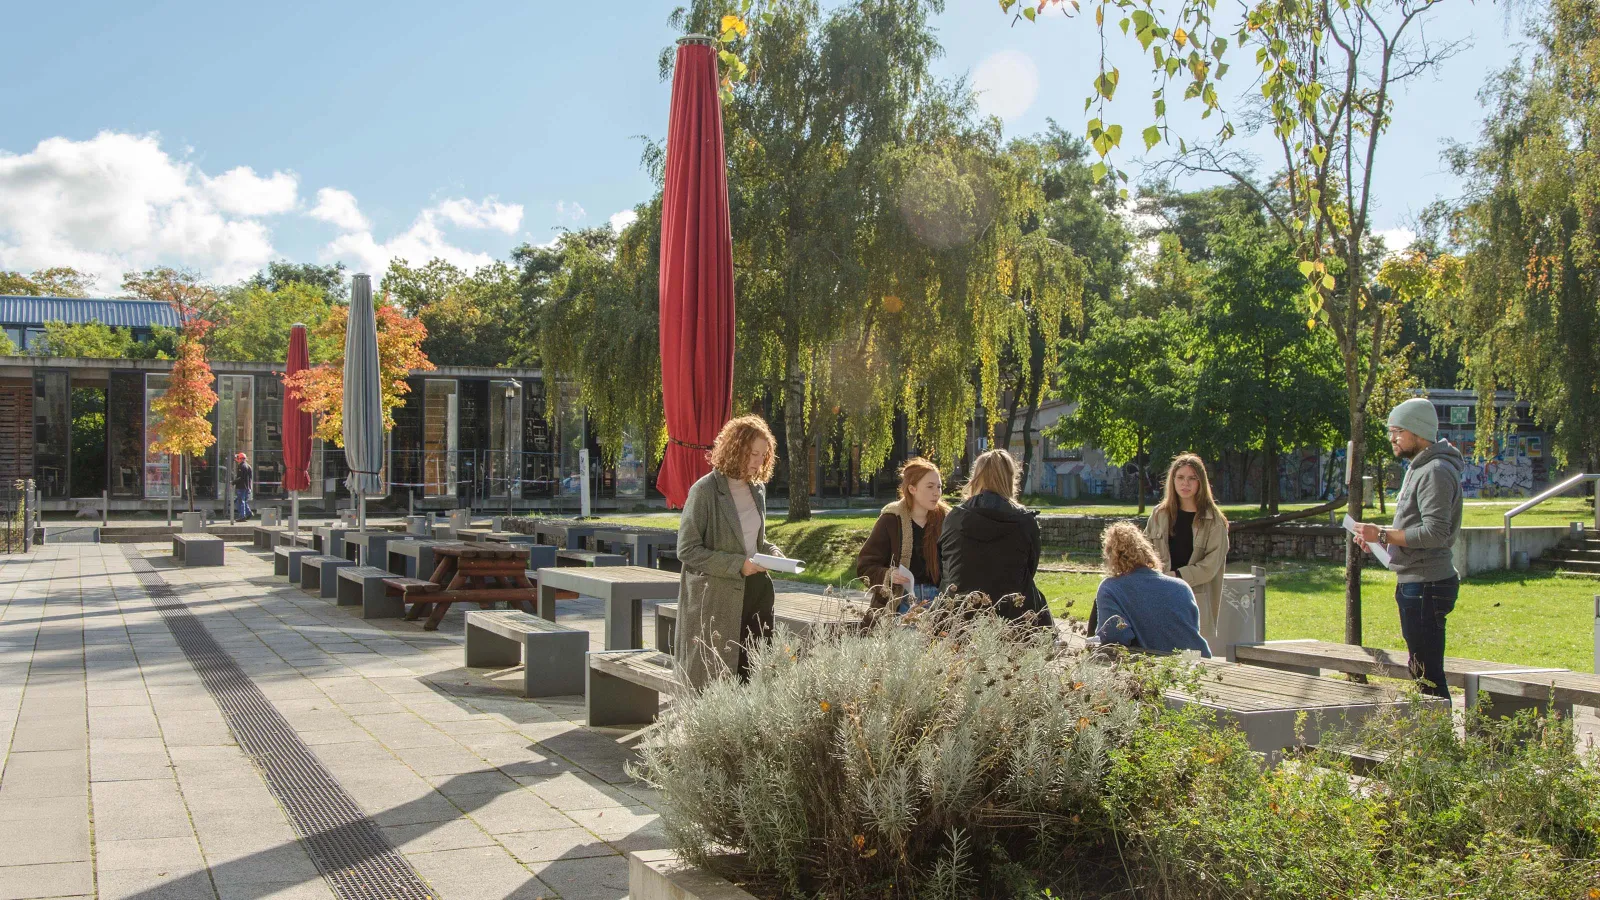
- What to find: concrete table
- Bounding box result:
[343,531,396,567]
[251,525,285,550]
[655,591,862,655]
[275,530,314,549]
[535,565,681,651]
[386,539,441,579]
[591,529,677,567]
[532,521,599,550]
[313,525,355,556]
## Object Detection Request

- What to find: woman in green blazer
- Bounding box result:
[675,415,784,689]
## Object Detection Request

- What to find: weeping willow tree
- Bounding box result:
[532,204,666,466]
[1409,0,1600,472]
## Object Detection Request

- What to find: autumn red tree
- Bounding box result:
[285,297,433,445]
[148,317,218,511]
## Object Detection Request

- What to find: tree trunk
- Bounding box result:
[185,455,194,513]
[783,343,811,522]
[1000,369,1024,452]
[1344,421,1366,648]
[1266,437,1281,515]
[1019,394,1039,494]
[1135,434,1147,515]
[1375,457,1387,515]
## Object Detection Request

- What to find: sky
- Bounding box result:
[0,1,1539,294]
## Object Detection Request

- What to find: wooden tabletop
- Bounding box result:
[1235,640,1546,686]
[539,565,679,585]
[1168,658,1413,713]
[429,542,530,560]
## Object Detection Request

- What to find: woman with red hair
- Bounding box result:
[855,457,948,612]
[674,415,786,689]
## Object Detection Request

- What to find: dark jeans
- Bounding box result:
[737,572,775,680]
[1395,576,1458,699]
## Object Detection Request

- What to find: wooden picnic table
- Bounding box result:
[391,542,537,631]
[534,565,680,650]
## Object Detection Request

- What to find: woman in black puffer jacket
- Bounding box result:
[939,449,1053,627]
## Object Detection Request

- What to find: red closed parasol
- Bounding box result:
[282,323,313,532]
[657,36,735,509]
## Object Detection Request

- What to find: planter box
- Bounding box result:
[629,850,760,900]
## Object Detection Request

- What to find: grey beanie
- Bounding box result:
[1387,397,1438,442]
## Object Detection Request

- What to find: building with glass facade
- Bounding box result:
[0,355,652,513]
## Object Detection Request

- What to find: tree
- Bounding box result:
[533,215,664,464]
[246,261,349,302]
[122,267,220,323]
[1412,0,1600,472]
[1008,0,1465,645]
[1050,308,1193,514]
[381,258,530,367]
[0,267,95,297]
[33,321,139,359]
[207,282,335,363]
[1193,207,1344,512]
[148,318,218,512]
[284,300,434,445]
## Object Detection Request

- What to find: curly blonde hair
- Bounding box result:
[709,415,777,483]
[1102,521,1161,578]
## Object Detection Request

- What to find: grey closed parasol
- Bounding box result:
[342,273,384,529]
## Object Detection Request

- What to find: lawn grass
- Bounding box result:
[592,508,1598,672]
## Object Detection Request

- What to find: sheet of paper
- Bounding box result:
[753,553,805,574]
[1342,515,1393,567]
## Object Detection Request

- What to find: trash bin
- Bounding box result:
[1512,550,1530,571]
[180,511,205,533]
[260,507,281,527]
[1217,567,1267,660]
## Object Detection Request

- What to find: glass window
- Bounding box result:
[616,431,645,500]
[70,385,106,497]
[556,382,584,498]
[33,370,70,499]
[143,374,174,499]
[107,372,144,498]
[488,380,523,498]
[423,379,458,498]
[213,375,254,500]
[254,376,284,500]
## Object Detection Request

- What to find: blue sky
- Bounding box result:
[0,1,1534,292]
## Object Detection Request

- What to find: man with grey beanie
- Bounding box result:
[1353,396,1465,699]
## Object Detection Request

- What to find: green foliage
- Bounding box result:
[637,616,1147,897]
[33,320,141,359]
[0,266,95,297]
[1420,0,1600,469]
[0,332,15,356]
[530,216,664,467]
[70,388,105,497]
[381,258,530,368]
[1051,306,1192,511]
[206,282,335,363]
[245,260,348,302]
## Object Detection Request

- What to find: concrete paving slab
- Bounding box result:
[0,860,94,900]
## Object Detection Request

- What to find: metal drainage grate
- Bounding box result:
[122,547,433,900]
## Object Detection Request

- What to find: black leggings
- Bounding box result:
[737,572,775,680]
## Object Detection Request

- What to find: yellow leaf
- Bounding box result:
[719,15,747,38]
[1306,318,1317,330]
[1095,4,1103,26]
[1174,27,1188,47]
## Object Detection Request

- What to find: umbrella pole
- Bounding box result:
[358,493,366,532]
[291,491,299,536]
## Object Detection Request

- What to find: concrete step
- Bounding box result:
[1546,548,1600,562]
[1531,558,1600,576]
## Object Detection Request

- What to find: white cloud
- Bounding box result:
[320,197,525,276]
[972,50,1039,122]
[309,188,370,232]
[0,131,282,290]
[435,197,523,234]
[554,200,586,223]
[609,209,638,233]
[1376,228,1416,256]
[204,166,299,216]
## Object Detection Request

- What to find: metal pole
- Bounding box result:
[102,490,108,528]
[358,493,366,532]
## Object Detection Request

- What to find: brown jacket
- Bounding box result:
[1144,505,1229,645]
[855,500,944,598]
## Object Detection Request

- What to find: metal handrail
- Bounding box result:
[1504,472,1599,568]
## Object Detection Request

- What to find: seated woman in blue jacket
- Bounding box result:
[1091,522,1211,657]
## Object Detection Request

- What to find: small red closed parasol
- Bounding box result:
[282,323,313,533]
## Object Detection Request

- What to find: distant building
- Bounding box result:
[0,295,181,351]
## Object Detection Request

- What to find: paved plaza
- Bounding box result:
[0,540,684,900]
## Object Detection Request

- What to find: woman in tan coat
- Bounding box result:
[674,415,784,690]
[1142,453,1229,646]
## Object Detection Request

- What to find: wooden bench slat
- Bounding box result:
[591,650,678,695]
[382,577,442,594]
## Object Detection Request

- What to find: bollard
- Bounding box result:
[102,490,108,528]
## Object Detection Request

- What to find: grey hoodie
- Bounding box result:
[1387,440,1465,583]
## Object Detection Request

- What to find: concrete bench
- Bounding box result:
[172,534,224,567]
[587,650,677,727]
[465,611,588,697]
[251,526,285,550]
[300,554,355,598]
[273,545,316,581]
[557,549,625,567]
[275,530,313,549]
[521,544,557,572]
[654,593,862,655]
[337,566,403,618]
[1464,669,1600,720]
